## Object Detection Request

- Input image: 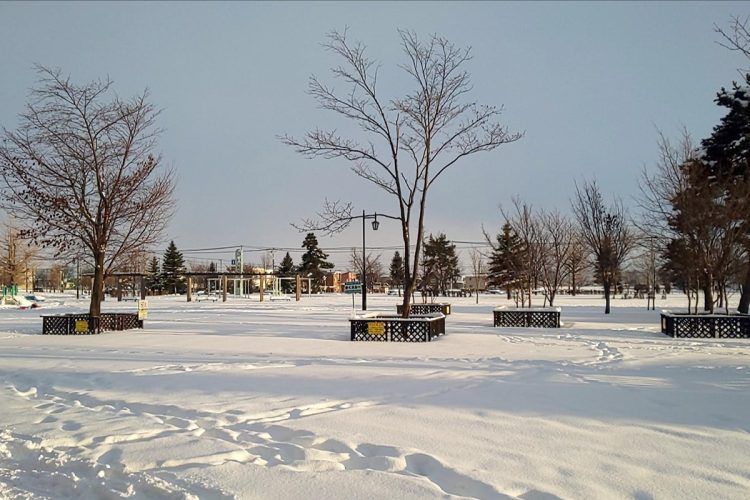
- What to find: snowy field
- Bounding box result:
[1,292,749,499]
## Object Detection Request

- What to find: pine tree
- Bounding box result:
[208,261,217,274]
[701,76,750,313]
[488,223,524,299]
[277,252,296,293]
[299,233,333,293]
[389,251,405,294]
[162,240,186,294]
[145,256,162,294]
[422,233,460,295]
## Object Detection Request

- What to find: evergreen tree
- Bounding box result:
[277,252,296,293]
[488,223,524,299]
[145,256,162,294]
[208,261,217,274]
[389,251,405,294]
[299,233,333,293]
[162,240,186,294]
[422,233,460,295]
[701,76,750,312]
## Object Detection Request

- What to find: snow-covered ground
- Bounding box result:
[1,292,748,499]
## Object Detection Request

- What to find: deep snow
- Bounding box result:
[1,292,748,499]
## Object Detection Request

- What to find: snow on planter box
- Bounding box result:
[350,312,446,342]
[493,306,561,328]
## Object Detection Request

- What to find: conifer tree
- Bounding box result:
[299,233,333,293]
[145,256,162,294]
[277,252,296,293]
[162,240,186,294]
[488,223,523,299]
[422,234,460,295]
[701,77,750,312]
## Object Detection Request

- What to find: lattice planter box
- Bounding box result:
[42,313,144,335]
[493,307,561,328]
[350,312,446,342]
[396,303,451,316]
[660,311,750,339]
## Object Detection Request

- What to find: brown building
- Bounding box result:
[324,271,359,293]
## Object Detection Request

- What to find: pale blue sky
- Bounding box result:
[0,1,745,268]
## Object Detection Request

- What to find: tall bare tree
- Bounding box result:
[565,234,588,296]
[638,130,747,312]
[468,247,486,304]
[502,198,542,308]
[0,66,175,319]
[0,220,38,289]
[715,15,750,73]
[282,30,521,317]
[538,209,573,307]
[349,249,384,291]
[572,180,634,314]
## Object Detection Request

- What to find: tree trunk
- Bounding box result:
[571,270,577,296]
[738,261,750,314]
[703,275,713,313]
[604,280,611,314]
[89,250,106,322]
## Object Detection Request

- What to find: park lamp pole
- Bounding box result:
[353,211,398,311]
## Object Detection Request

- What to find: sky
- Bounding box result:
[0,1,746,270]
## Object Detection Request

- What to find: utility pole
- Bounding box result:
[362,210,367,311]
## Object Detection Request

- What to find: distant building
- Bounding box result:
[463,274,487,292]
[324,271,358,293]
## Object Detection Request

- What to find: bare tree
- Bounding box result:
[538,209,573,307]
[715,15,750,72]
[349,248,384,292]
[0,66,175,319]
[282,30,521,317]
[635,129,694,242]
[637,131,747,312]
[502,198,542,308]
[468,248,486,304]
[571,180,634,314]
[564,234,588,296]
[0,220,38,290]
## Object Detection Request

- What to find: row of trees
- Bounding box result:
[484,191,632,313]
[635,18,750,314]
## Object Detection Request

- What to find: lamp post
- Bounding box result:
[351,210,398,311]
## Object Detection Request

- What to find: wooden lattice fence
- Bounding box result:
[660,312,750,339]
[350,313,445,342]
[396,303,451,316]
[42,313,143,335]
[493,307,561,328]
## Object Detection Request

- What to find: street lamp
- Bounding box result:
[353,210,398,311]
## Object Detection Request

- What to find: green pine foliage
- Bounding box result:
[277,252,296,293]
[162,240,186,294]
[421,233,461,295]
[145,256,162,293]
[488,223,524,298]
[299,233,333,293]
[389,251,405,291]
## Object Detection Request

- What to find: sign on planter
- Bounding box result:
[368,322,385,335]
[138,300,149,320]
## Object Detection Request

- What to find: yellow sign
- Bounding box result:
[138,300,148,320]
[368,322,385,335]
[75,320,89,333]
